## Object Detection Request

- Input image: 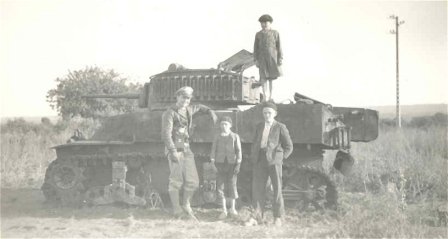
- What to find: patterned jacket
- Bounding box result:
[161,104,212,154]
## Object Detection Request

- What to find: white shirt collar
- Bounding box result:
[265,121,274,127]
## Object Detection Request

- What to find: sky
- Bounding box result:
[1,0,446,117]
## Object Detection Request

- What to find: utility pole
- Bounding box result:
[389,15,405,128]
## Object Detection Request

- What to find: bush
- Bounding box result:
[46,66,142,119]
[409,113,448,128]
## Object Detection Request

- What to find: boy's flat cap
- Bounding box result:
[262,101,277,111]
[258,14,273,23]
[220,116,233,125]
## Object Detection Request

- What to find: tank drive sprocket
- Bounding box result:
[283,165,338,211]
[41,158,86,207]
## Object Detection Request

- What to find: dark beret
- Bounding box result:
[262,101,277,111]
[220,116,233,125]
[258,14,273,23]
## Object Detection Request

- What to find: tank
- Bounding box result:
[41,50,379,210]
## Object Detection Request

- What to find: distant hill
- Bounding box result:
[370,104,447,119]
[1,116,60,125]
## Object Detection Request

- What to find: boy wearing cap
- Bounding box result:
[161,86,217,220]
[210,116,242,219]
[253,14,283,102]
[246,102,293,227]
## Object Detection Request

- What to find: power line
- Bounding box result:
[389,15,405,128]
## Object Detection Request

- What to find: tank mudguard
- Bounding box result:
[333,107,379,142]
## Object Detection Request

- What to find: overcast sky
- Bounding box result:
[1,0,446,117]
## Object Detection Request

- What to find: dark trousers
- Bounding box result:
[216,159,238,200]
[252,149,284,218]
[167,150,199,192]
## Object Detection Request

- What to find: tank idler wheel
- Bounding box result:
[42,160,60,204]
[283,166,338,212]
[44,159,85,207]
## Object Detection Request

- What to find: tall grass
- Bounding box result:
[0,117,100,188]
[346,126,447,201]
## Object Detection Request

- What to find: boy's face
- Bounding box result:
[220,121,232,133]
[176,95,191,108]
[263,107,277,123]
[260,21,271,30]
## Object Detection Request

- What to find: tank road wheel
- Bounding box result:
[42,159,85,207]
[283,166,338,211]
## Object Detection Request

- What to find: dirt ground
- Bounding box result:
[1,188,339,238]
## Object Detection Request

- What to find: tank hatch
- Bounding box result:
[218,49,255,73]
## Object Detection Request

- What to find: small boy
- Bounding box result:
[210,116,242,219]
[253,14,283,102]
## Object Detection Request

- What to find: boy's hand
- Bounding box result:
[210,158,215,163]
[233,163,241,174]
[255,60,259,67]
[168,152,180,163]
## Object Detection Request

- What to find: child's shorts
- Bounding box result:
[215,160,238,199]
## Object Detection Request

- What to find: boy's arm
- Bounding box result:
[276,31,283,65]
[235,134,242,163]
[280,124,293,159]
[253,32,259,66]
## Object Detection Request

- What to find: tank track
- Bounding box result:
[42,153,338,211]
[282,161,338,211]
[42,153,166,207]
[196,153,339,211]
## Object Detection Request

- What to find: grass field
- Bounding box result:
[1,115,447,238]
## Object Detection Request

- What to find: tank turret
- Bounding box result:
[84,49,261,110]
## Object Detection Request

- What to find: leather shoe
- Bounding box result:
[218,211,228,220]
[244,218,258,226]
[229,209,238,217]
[274,217,282,227]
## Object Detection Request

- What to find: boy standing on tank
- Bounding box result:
[210,116,242,219]
[253,14,283,102]
[161,86,217,220]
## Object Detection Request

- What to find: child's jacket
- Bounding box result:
[210,132,242,164]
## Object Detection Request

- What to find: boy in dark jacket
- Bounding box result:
[254,14,283,102]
